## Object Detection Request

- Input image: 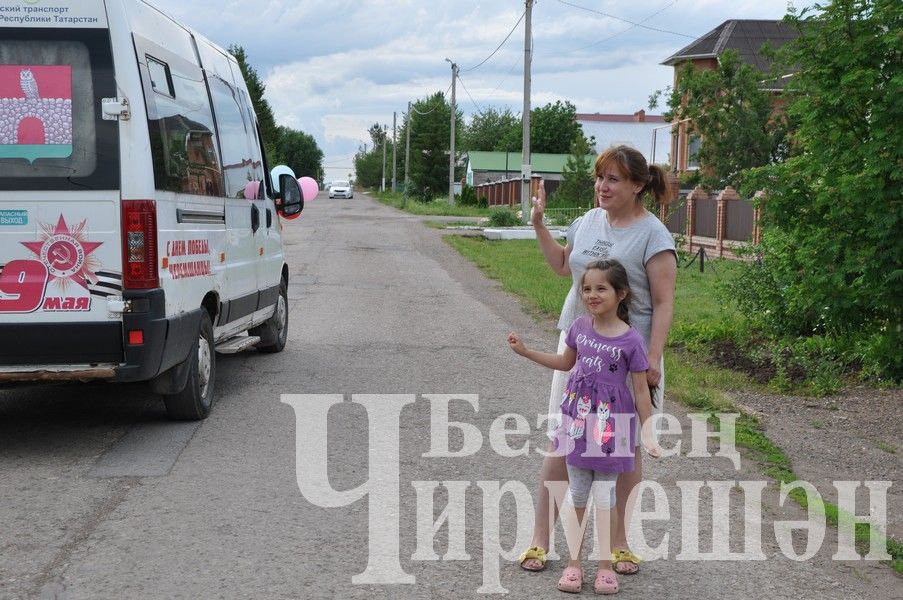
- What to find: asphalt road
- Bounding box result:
[1,192,900,599]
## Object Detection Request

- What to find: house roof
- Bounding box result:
[466,151,589,174]
[661,19,798,75]
[576,113,667,124]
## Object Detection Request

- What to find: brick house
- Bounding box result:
[576,110,670,166]
[661,19,799,174]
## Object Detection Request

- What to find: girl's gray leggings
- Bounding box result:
[566,464,618,509]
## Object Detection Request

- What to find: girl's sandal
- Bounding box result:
[517,546,547,572]
[557,566,583,593]
[611,549,641,575]
[593,569,619,595]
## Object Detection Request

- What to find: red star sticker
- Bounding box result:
[22,214,103,290]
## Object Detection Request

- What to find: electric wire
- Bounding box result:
[459,10,526,73]
[554,0,694,38]
[545,0,681,57]
[456,73,483,114]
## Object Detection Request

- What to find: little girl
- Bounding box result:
[508,259,661,595]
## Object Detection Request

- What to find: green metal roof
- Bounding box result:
[466,151,594,174]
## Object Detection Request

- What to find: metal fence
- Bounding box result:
[660,186,763,259]
[544,206,591,227]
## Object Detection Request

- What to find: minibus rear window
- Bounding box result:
[0,28,119,191]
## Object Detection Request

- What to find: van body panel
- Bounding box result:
[0,0,294,389]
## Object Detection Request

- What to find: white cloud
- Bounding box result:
[147,0,818,175]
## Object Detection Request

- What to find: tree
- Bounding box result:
[651,49,790,190]
[735,0,903,380]
[228,45,278,155]
[353,143,382,189]
[497,100,587,154]
[407,92,462,201]
[273,126,323,179]
[553,135,595,207]
[461,107,519,151]
[368,123,387,147]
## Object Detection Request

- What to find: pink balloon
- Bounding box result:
[298,176,319,202]
[243,180,260,200]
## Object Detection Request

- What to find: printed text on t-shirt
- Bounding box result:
[580,239,613,259]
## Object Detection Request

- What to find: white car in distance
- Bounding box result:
[328,181,353,199]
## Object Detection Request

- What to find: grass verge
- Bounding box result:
[444,235,902,574]
[372,190,490,217]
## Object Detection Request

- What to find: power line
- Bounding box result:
[554,0,694,38]
[544,0,681,58]
[479,55,524,105]
[456,73,483,114]
[460,9,526,73]
[409,81,453,116]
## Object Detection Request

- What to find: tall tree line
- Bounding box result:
[229,45,323,180]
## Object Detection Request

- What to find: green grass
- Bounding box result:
[372,190,491,217]
[423,220,483,229]
[876,441,897,454]
[444,234,902,573]
[444,238,571,320]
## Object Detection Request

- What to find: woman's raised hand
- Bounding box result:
[530,178,546,227]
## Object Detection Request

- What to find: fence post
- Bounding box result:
[753,190,766,245]
[715,186,739,258]
[686,186,707,254]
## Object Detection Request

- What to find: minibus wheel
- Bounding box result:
[253,279,288,353]
[164,312,216,420]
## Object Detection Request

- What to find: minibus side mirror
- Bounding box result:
[279,174,303,217]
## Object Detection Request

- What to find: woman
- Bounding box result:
[518,145,677,576]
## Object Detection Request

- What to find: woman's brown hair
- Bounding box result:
[594,144,668,205]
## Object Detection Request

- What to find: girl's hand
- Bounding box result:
[530,179,546,227]
[641,421,662,458]
[643,438,663,458]
[507,332,527,355]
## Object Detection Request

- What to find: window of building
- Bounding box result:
[687,134,701,170]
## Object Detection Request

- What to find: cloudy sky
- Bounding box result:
[150,0,815,181]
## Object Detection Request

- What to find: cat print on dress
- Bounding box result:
[568,394,592,439]
[593,401,614,446]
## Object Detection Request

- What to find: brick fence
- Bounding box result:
[660,185,765,259]
[475,176,559,207]
[475,177,765,259]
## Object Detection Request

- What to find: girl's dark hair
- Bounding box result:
[580,259,632,324]
[594,145,668,205]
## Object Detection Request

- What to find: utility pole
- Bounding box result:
[391,111,397,192]
[381,124,387,192]
[446,58,457,205]
[521,0,534,223]
[404,102,411,206]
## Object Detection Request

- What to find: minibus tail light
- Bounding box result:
[121,200,158,289]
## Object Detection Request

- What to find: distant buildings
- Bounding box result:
[576,110,670,166]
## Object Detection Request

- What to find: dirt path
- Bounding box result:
[729,385,902,542]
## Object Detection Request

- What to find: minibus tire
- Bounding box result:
[163,313,216,420]
[252,279,288,353]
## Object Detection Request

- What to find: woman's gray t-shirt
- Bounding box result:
[558,209,677,347]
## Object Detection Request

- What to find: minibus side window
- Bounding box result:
[240,93,268,198]
[208,76,260,199]
[139,47,224,197]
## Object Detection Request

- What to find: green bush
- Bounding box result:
[488,208,518,227]
[456,184,484,207]
[729,2,902,384]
